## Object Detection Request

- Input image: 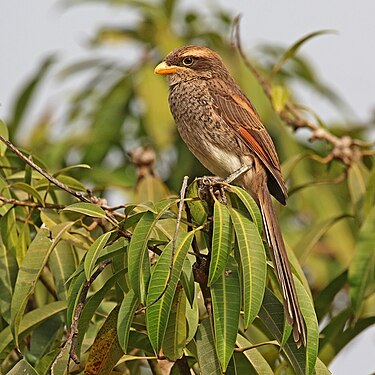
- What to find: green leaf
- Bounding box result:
[146,230,195,354]
[10,224,72,347]
[11,182,45,205]
[63,202,106,218]
[349,206,375,313]
[0,301,66,363]
[229,207,266,328]
[185,290,199,344]
[66,271,87,327]
[117,289,139,353]
[53,163,91,176]
[259,288,305,375]
[348,162,368,210]
[319,313,375,365]
[181,257,195,307]
[211,256,241,372]
[363,162,375,216]
[294,214,349,259]
[0,240,17,323]
[7,359,39,375]
[10,55,55,133]
[0,209,19,262]
[294,276,319,375]
[0,119,9,156]
[48,241,77,301]
[84,306,124,375]
[76,270,126,356]
[195,318,221,375]
[187,180,208,225]
[162,287,187,360]
[270,30,336,77]
[84,231,112,280]
[227,185,262,233]
[128,210,155,303]
[314,271,347,321]
[235,334,274,374]
[209,200,232,286]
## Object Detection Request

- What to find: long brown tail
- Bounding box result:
[258,188,307,347]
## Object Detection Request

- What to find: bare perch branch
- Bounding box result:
[0,135,91,202]
[232,16,371,167]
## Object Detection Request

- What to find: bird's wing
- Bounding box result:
[208,79,287,203]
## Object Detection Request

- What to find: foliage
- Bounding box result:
[1,0,374,374]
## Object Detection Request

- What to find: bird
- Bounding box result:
[154,45,306,347]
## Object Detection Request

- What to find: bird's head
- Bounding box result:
[154,45,230,85]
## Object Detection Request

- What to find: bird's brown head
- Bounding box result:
[154,45,231,84]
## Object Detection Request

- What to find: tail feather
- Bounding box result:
[259,189,307,347]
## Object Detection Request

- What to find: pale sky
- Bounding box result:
[1,1,375,374]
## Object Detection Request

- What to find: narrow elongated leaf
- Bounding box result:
[229,207,266,328]
[187,180,208,225]
[128,211,155,303]
[270,30,336,77]
[259,288,305,375]
[118,289,139,353]
[63,202,106,218]
[314,271,347,321]
[48,241,77,301]
[0,120,9,156]
[314,357,332,374]
[85,306,124,375]
[209,200,232,285]
[236,334,274,374]
[84,231,112,279]
[0,240,17,323]
[66,271,87,327]
[163,286,187,360]
[211,256,241,371]
[227,185,262,233]
[349,206,375,313]
[185,291,199,344]
[0,301,66,362]
[76,270,126,355]
[146,230,194,354]
[11,223,73,347]
[195,318,221,375]
[363,162,375,216]
[0,209,19,261]
[128,198,179,303]
[11,182,44,205]
[294,215,349,259]
[294,277,319,375]
[181,258,195,307]
[7,359,39,375]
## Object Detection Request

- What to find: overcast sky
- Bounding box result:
[1,1,375,374]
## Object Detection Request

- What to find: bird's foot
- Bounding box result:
[198,176,227,205]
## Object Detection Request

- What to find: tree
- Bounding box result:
[0,1,374,374]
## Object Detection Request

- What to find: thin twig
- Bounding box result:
[232,17,370,167]
[0,135,91,203]
[67,259,113,367]
[0,196,65,209]
[234,340,279,352]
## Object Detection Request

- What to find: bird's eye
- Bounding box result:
[182,56,194,66]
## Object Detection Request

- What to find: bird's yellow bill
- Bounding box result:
[154,61,184,75]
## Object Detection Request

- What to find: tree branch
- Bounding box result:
[232,16,372,167]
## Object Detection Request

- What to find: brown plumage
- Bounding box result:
[155,45,306,347]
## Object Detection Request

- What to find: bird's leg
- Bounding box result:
[224,165,251,184]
